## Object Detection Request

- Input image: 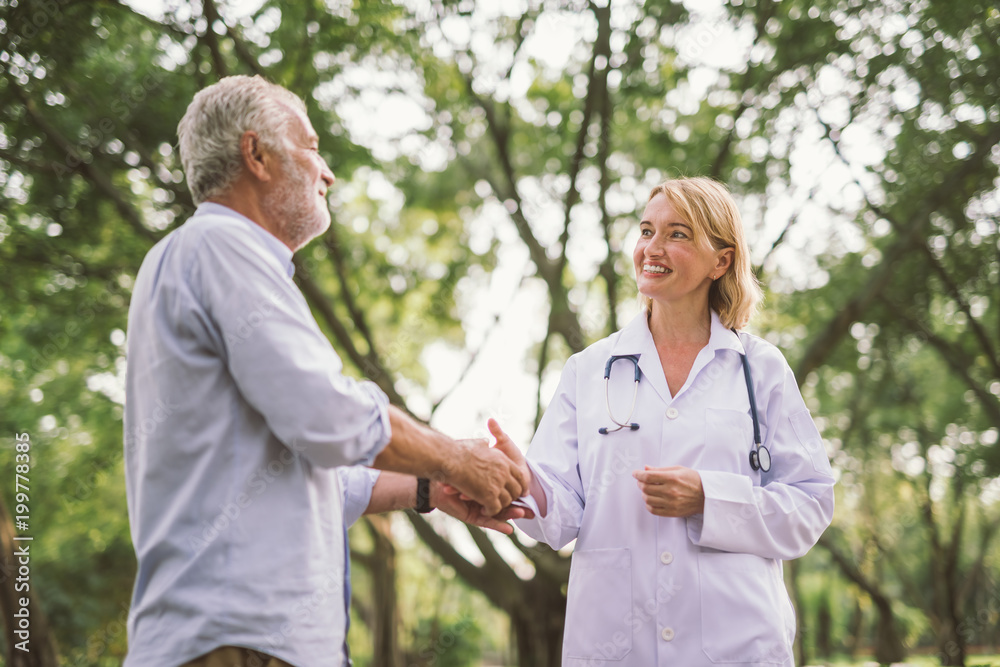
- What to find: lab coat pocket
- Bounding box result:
[564,548,632,661]
[703,408,755,475]
[698,551,793,664]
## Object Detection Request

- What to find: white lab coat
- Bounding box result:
[514,311,835,667]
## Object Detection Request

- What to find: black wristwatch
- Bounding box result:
[415,478,434,514]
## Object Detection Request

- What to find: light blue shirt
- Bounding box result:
[124,203,388,667]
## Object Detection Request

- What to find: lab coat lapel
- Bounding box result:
[674,311,747,399]
[609,311,747,405]
[610,312,671,404]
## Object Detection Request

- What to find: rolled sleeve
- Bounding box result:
[190,219,392,468]
[338,466,381,527]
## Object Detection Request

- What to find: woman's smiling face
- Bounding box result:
[633,193,730,309]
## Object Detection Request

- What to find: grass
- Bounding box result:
[813,656,1000,667]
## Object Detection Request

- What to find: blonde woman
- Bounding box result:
[495,177,835,666]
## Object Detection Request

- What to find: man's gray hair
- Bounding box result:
[177,75,307,204]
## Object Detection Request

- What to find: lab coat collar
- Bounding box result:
[610,309,746,403]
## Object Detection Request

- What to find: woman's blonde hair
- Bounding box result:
[640,177,762,329]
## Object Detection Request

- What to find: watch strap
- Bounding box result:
[415,477,434,513]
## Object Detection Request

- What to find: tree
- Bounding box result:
[1,0,998,664]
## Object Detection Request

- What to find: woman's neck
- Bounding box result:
[647,301,712,347]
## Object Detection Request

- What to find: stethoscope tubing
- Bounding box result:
[598,332,771,472]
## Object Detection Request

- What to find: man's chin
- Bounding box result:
[287,216,331,252]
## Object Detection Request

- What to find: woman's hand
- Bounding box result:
[633,466,705,517]
[487,418,532,492]
[430,481,532,534]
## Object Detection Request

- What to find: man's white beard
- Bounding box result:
[263,155,330,251]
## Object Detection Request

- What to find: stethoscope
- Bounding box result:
[598,335,771,473]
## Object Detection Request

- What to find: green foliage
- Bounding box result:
[1,0,998,663]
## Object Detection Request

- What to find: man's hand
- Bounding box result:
[633,466,705,517]
[430,482,533,535]
[443,436,528,516]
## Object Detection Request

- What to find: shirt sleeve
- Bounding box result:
[687,343,835,560]
[189,219,391,469]
[513,356,586,550]
[338,466,381,527]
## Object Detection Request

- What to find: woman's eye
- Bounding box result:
[671,231,687,239]
[640,229,653,236]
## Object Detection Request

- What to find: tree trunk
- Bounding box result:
[364,515,403,667]
[815,591,832,659]
[786,559,808,666]
[936,618,966,667]
[817,534,906,664]
[0,496,59,667]
[871,596,907,665]
[507,577,566,667]
[845,597,863,659]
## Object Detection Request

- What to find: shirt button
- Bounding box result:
[662,627,675,641]
[666,407,679,419]
[660,551,674,565]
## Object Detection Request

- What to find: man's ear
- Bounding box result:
[240,131,272,182]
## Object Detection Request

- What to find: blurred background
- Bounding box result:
[0,0,998,665]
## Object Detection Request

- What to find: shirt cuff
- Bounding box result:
[687,470,755,549]
[354,380,392,467]
[338,466,381,527]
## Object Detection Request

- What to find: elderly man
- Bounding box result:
[123,75,527,667]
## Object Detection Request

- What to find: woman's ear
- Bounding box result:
[715,247,734,278]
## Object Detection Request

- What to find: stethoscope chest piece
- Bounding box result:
[749,444,771,472]
[737,330,771,473]
[599,332,773,474]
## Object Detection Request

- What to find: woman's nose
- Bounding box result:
[644,235,666,256]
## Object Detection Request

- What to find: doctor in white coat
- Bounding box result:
[493,177,835,666]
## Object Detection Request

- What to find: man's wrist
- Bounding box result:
[415,477,434,513]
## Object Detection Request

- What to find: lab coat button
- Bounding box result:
[665,407,679,419]
[660,551,673,564]
[662,627,675,641]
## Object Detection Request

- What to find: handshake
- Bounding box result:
[374,411,536,535]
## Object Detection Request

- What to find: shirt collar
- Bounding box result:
[612,309,745,356]
[611,309,746,404]
[195,202,296,278]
